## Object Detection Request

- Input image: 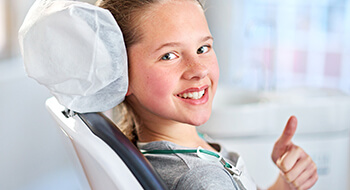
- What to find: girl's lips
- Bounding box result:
[177,85,209,95]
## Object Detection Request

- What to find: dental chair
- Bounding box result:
[45,97,167,190]
[18,0,167,189]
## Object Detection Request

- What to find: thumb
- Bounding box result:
[277,116,298,146]
[272,116,298,162]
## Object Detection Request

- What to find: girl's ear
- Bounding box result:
[125,88,132,96]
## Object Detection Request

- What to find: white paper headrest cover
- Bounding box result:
[18,0,128,113]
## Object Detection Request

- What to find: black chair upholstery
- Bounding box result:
[77,112,168,190]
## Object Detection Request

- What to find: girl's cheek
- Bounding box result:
[210,59,220,82]
[145,71,173,97]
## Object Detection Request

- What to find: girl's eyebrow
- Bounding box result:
[202,35,214,42]
[153,35,214,53]
[154,42,181,53]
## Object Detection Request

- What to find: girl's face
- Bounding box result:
[126,0,219,127]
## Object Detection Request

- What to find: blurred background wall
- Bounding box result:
[0,0,349,189]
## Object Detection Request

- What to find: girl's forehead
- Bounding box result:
[136,0,208,43]
[150,0,202,16]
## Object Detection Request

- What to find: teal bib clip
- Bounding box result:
[141,147,242,176]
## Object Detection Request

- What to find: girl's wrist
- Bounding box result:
[268,173,291,190]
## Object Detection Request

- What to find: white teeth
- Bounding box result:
[178,90,205,100]
[193,92,199,99]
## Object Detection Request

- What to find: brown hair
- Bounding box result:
[96,0,204,143]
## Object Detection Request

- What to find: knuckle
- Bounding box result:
[315,173,319,182]
[291,180,300,188]
[312,162,318,171]
[308,160,317,172]
[306,155,312,161]
[279,161,290,172]
[312,167,319,178]
[304,156,313,164]
[283,173,292,182]
[295,146,304,154]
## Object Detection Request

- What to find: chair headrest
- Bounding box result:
[19,0,128,113]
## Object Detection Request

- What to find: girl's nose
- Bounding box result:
[182,58,209,80]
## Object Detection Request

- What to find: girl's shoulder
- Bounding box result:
[138,140,241,189]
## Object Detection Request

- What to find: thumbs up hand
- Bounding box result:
[270,116,318,190]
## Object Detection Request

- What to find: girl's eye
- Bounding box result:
[161,52,178,61]
[197,45,211,54]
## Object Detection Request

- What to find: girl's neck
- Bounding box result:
[137,120,216,152]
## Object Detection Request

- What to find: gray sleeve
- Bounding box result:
[172,165,239,190]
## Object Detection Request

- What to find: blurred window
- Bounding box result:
[205,0,350,94]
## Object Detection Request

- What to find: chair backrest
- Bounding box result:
[46,97,167,190]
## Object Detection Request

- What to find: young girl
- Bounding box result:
[96,0,318,189]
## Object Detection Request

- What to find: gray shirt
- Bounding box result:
[138,141,257,190]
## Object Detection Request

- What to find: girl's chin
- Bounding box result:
[185,115,211,127]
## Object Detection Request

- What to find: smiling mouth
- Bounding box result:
[177,89,205,100]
